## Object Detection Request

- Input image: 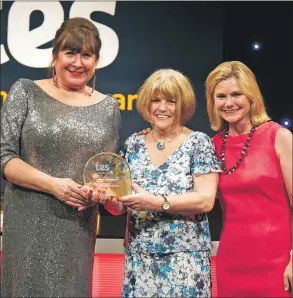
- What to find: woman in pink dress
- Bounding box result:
[206,61,292,297]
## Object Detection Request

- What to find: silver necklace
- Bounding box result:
[151,127,184,150]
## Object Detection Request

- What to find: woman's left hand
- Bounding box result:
[283,258,292,292]
[77,184,117,211]
[119,182,162,211]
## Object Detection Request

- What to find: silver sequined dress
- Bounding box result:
[0,79,121,297]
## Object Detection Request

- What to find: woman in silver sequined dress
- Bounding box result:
[0,18,120,297]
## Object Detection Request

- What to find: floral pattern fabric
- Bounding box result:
[120,131,221,297]
[123,249,211,298]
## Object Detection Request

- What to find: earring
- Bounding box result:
[52,66,59,88]
[91,72,96,94]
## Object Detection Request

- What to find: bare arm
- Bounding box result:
[276,128,293,248]
[166,132,221,214]
[4,157,56,193]
[276,127,292,205]
[120,172,219,215]
[276,128,293,291]
[3,158,87,207]
[165,172,219,214]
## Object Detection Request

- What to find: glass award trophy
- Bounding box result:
[83,152,132,198]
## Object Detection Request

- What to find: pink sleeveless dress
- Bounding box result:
[213,121,292,297]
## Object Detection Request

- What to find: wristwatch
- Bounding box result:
[161,195,170,211]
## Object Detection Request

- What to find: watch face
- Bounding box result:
[162,202,170,211]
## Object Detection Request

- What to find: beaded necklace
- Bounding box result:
[220,125,257,174]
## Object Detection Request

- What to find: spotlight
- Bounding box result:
[280,118,292,129]
[252,42,261,51]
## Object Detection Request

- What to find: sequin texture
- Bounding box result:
[0,78,121,297]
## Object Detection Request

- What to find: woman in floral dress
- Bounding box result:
[116,69,221,297]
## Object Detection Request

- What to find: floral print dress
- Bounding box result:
[120,131,221,297]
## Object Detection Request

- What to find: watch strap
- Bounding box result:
[161,195,168,203]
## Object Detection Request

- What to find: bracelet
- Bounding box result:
[290,249,293,256]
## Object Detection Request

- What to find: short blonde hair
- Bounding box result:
[136,69,196,125]
[206,61,270,131]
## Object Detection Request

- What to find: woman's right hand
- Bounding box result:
[77,186,123,213]
[138,128,151,135]
[49,177,88,207]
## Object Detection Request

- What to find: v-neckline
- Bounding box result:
[143,131,195,170]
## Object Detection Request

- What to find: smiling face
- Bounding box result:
[214,76,252,126]
[53,45,98,90]
[51,18,101,92]
[150,92,179,131]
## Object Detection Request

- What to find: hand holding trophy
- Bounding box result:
[81,152,132,211]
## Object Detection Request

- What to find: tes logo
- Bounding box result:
[0,1,119,69]
[95,164,110,172]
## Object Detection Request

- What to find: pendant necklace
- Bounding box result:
[152,127,184,150]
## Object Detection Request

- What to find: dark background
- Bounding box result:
[1,1,293,240]
[101,1,293,240]
[103,1,293,240]
[222,2,293,129]
[208,1,293,241]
